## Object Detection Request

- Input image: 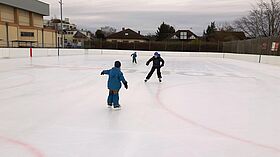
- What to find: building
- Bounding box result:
[44,18,93,48]
[106,28,148,43]
[0,0,57,48]
[44,18,78,47]
[166,30,198,41]
[44,18,77,31]
[64,29,93,48]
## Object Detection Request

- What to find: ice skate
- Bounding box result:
[159,78,162,82]
[107,104,112,108]
[113,105,121,110]
[144,79,148,82]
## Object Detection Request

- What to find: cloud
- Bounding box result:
[43,0,256,35]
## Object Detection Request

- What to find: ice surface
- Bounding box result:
[0,54,280,157]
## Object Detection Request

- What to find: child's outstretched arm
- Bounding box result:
[146,57,153,66]
[101,70,110,75]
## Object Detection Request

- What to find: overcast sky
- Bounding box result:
[42,0,257,35]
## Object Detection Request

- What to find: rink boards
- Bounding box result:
[1,48,280,66]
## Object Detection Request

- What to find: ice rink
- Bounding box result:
[0,53,280,157]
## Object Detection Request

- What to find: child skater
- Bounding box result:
[101,61,128,109]
[131,52,137,64]
[145,52,165,82]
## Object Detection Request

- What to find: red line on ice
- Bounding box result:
[156,83,280,153]
[0,136,44,157]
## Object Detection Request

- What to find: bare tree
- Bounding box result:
[217,22,235,32]
[234,0,280,38]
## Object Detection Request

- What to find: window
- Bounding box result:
[125,33,129,36]
[21,32,34,37]
[180,32,187,40]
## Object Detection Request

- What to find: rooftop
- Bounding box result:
[0,0,49,16]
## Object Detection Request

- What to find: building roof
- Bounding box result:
[107,28,148,40]
[166,30,198,40]
[208,31,246,42]
[0,0,49,16]
[73,31,88,39]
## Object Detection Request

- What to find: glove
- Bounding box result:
[146,62,149,66]
[101,71,105,75]
[124,82,128,89]
[160,64,164,68]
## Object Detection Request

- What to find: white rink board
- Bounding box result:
[189,52,224,58]
[59,49,85,56]
[224,53,260,63]
[261,55,280,66]
[1,48,280,67]
[0,48,29,58]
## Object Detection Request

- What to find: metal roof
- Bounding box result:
[107,29,148,40]
[0,0,49,16]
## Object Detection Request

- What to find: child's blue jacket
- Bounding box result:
[102,67,127,90]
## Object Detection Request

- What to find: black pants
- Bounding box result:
[146,67,162,79]
[132,58,137,63]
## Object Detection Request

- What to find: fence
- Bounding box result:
[1,39,222,52]
[85,40,222,52]
[2,36,280,56]
[223,36,280,56]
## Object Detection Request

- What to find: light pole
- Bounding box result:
[58,0,63,56]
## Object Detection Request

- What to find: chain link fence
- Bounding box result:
[223,37,280,56]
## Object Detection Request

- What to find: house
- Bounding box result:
[206,31,246,42]
[106,28,148,43]
[65,30,93,48]
[166,30,198,41]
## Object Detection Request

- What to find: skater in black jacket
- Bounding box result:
[131,52,137,64]
[145,52,165,82]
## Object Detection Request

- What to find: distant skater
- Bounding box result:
[145,52,165,82]
[101,61,128,109]
[131,52,137,64]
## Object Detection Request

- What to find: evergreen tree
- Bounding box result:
[204,22,217,36]
[156,22,175,41]
[95,30,105,39]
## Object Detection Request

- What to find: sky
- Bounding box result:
[42,0,257,35]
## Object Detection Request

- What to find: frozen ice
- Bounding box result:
[0,54,280,157]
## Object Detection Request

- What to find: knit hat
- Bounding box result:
[154,52,160,57]
[114,61,121,68]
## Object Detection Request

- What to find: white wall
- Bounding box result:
[223,53,260,63]
[0,48,89,58]
[261,55,280,66]
[0,48,29,58]
[189,52,224,58]
[0,48,279,67]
